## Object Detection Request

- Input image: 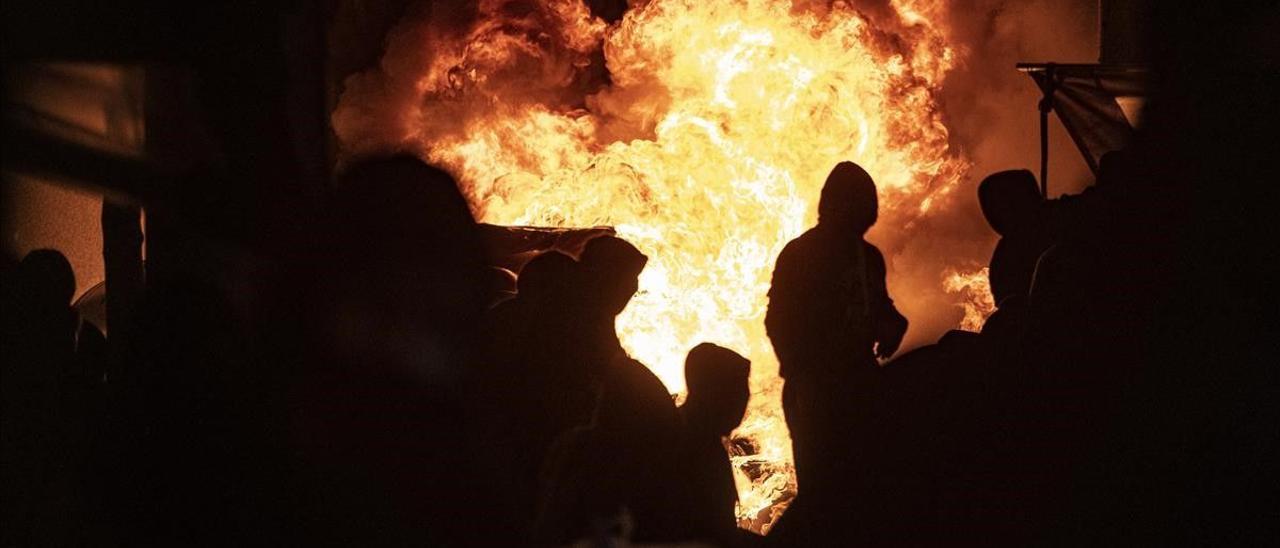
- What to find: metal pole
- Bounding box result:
[1037,65,1056,198]
[1039,98,1049,197]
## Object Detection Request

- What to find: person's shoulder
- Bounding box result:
[794,226,823,245]
[778,228,822,258]
[609,356,677,409]
[618,356,668,389]
[771,230,824,294]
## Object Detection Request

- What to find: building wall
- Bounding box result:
[3,176,104,299]
[1100,0,1150,64]
[3,62,144,299]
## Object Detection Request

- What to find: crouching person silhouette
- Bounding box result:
[676,343,751,546]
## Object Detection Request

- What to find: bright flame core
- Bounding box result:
[337,0,970,532]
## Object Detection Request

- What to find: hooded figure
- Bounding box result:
[535,236,684,544]
[288,154,495,545]
[764,162,907,538]
[675,343,751,546]
[479,250,601,534]
[978,169,1050,307]
[767,161,906,374]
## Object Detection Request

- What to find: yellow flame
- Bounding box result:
[943,267,995,332]
[368,0,968,532]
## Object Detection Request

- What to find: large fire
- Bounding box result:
[336,0,973,533]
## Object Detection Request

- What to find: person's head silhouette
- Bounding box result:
[20,249,76,309]
[579,236,647,317]
[1096,149,1135,189]
[683,343,751,437]
[516,251,579,304]
[322,154,485,376]
[818,161,879,235]
[978,169,1041,236]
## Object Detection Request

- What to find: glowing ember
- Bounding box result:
[944,267,995,332]
[336,0,970,533]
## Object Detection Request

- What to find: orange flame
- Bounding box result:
[943,266,995,332]
[336,0,970,533]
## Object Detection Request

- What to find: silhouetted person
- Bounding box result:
[578,238,681,486]
[676,343,750,546]
[10,249,79,358]
[113,277,265,541]
[285,154,498,545]
[478,250,604,533]
[486,251,583,374]
[1095,149,1135,190]
[979,169,1051,309]
[536,235,683,544]
[577,237,678,451]
[1,250,82,545]
[765,161,907,540]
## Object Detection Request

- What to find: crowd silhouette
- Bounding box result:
[0,147,1228,546]
[2,2,1274,546]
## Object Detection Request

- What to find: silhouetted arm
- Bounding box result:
[866,244,907,359]
[765,243,811,368]
[988,239,1015,307]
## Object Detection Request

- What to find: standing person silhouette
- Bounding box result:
[765,161,907,541]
